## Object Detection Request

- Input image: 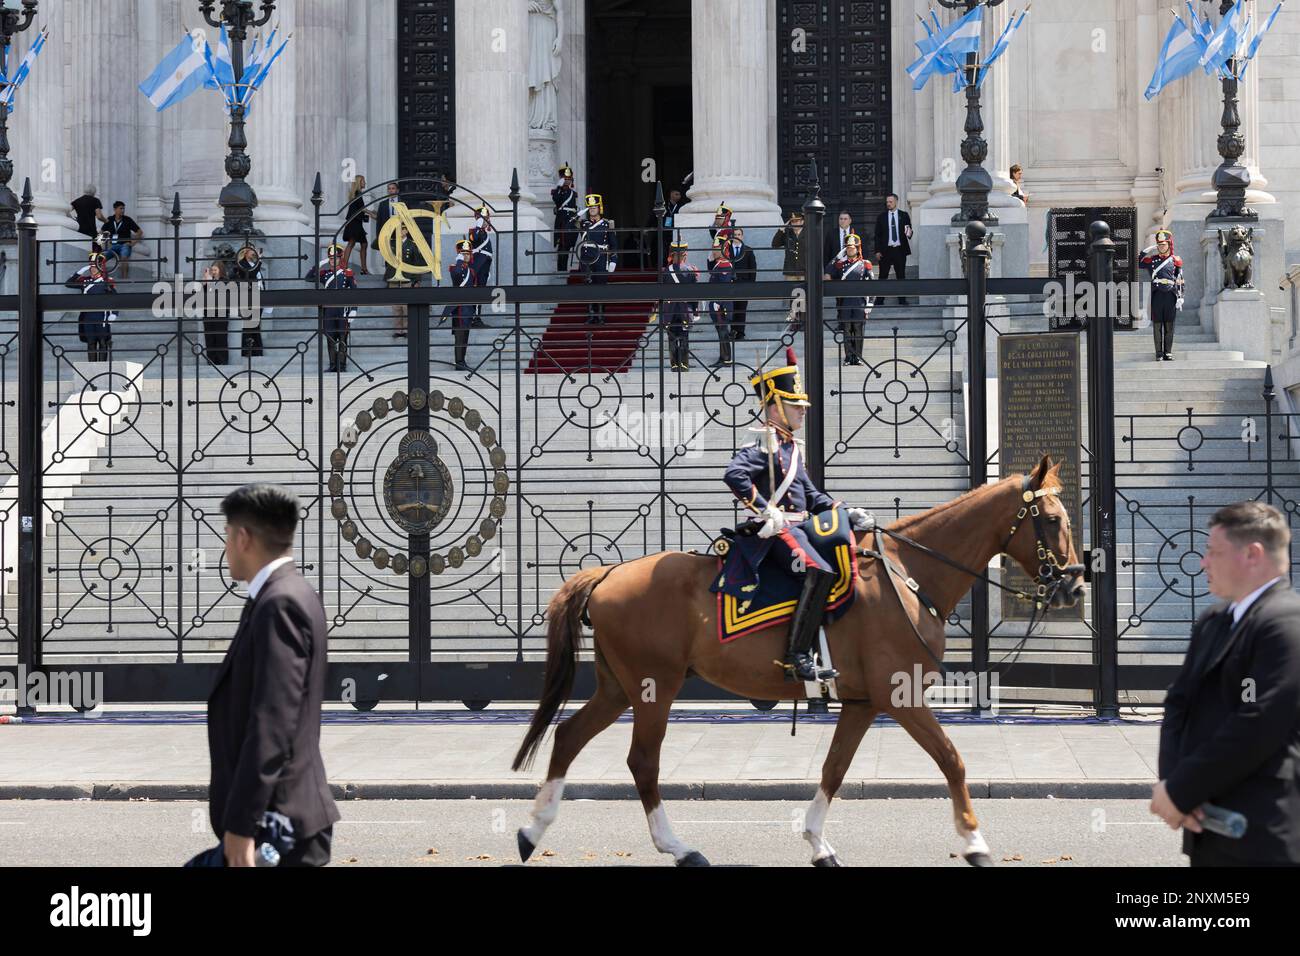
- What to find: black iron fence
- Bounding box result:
[0,174,1290,714]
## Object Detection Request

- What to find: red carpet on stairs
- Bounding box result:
[525,271,658,374]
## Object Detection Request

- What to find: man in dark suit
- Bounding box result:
[873,193,912,305]
[208,484,340,866]
[1153,501,1300,865]
[728,227,758,341]
[372,181,401,252]
[824,210,854,265]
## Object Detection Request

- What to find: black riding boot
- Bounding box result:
[337,332,349,373]
[1162,320,1175,359]
[784,566,839,682]
[326,337,339,373]
[454,323,469,371]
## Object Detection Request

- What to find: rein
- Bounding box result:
[859,474,1084,677]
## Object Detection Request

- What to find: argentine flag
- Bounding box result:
[241,33,290,104]
[1241,2,1286,78]
[1145,17,1204,100]
[140,34,215,112]
[978,7,1030,88]
[1,27,48,109]
[907,5,983,91]
[1200,0,1248,75]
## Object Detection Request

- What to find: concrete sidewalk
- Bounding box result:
[0,710,1163,801]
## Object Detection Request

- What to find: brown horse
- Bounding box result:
[512,455,1085,866]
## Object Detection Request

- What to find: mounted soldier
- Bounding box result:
[1139,228,1183,362]
[723,347,873,682]
[576,193,616,325]
[661,238,698,372]
[551,163,580,273]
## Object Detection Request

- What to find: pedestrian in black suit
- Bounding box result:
[1153,501,1300,866]
[873,193,912,305]
[824,210,855,265]
[728,227,757,341]
[207,484,340,866]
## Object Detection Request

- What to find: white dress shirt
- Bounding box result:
[888,210,900,247]
[1228,576,1284,627]
[248,555,295,600]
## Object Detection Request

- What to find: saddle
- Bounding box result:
[708,507,859,642]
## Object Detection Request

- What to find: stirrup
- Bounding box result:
[779,652,839,683]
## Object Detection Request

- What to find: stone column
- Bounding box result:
[9,2,77,239]
[678,0,781,226]
[240,0,309,234]
[296,0,350,228]
[360,0,397,185]
[452,0,545,232]
[66,2,138,221]
[556,0,586,188]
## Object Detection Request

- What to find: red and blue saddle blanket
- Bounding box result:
[710,506,859,642]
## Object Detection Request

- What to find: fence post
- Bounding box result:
[801,160,826,487]
[653,181,666,549]
[964,220,990,698]
[1263,366,1275,507]
[170,194,184,664]
[16,179,40,713]
[1087,219,1119,717]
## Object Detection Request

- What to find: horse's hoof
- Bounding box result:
[812,854,842,867]
[676,850,711,867]
[517,830,536,863]
[964,851,994,868]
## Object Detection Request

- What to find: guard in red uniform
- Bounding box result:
[1139,229,1184,361]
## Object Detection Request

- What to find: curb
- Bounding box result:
[0,779,1155,801]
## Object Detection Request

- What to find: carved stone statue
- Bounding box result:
[527,0,564,133]
[1218,225,1256,291]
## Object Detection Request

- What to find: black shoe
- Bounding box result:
[786,651,840,683]
[455,361,470,371]
[1164,352,1174,361]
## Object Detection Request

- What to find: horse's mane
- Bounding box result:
[886,472,1020,535]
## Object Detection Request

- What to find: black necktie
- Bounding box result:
[890,212,898,245]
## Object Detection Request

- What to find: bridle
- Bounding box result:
[998,474,1085,613]
[863,471,1085,674]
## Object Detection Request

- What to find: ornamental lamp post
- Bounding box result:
[937,0,1005,225]
[0,0,38,241]
[199,0,275,237]
[1203,0,1256,221]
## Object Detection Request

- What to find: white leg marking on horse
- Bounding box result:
[646,804,693,861]
[961,826,990,857]
[802,788,837,862]
[521,777,565,845]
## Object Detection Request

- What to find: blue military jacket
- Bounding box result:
[724,437,837,515]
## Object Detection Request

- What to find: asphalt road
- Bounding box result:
[0,798,1186,867]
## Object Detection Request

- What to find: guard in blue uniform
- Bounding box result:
[1139,228,1184,361]
[706,235,734,366]
[320,244,356,373]
[662,239,698,371]
[551,164,580,273]
[826,233,873,366]
[75,252,116,362]
[468,205,494,328]
[577,193,616,325]
[724,347,867,682]
[447,238,478,371]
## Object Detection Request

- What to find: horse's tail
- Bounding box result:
[511,565,609,772]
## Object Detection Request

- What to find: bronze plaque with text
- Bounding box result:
[998,333,1083,620]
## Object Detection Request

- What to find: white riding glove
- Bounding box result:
[847,508,876,531]
[757,505,788,539]
[606,259,617,273]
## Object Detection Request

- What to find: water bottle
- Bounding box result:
[254,842,281,867]
[1200,802,1247,839]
